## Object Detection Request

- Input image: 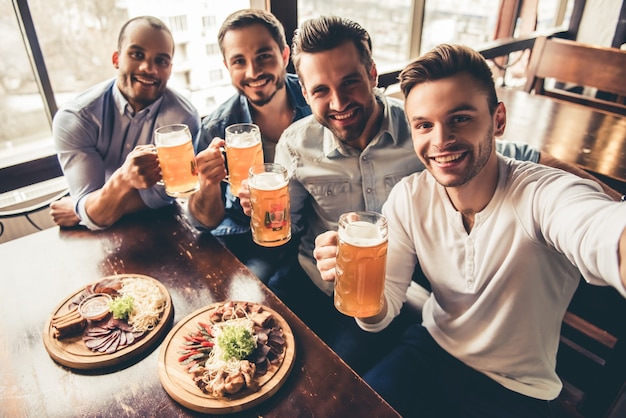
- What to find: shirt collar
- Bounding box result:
[112,82,164,118]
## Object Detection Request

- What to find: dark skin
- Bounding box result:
[50,19,174,228]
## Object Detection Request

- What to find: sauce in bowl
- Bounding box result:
[78,293,112,321]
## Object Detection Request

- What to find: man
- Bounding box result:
[319,44,626,417]
[276,15,621,376]
[50,16,200,230]
[186,9,310,283]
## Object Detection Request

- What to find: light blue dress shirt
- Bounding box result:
[53,79,200,230]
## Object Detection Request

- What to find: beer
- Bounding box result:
[225,123,263,196]
[154,124,198,198]
[335,213,388,317]
[249,164,291,247]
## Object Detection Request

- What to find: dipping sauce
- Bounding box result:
[78,293,112,321]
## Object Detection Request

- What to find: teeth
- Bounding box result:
[135,77,156,85]
[434,154,462,163]
[248,79,268,87]
[333,111,354,120]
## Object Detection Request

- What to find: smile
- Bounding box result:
[247,78,270,88]
[331,110,356,120]
[432,152,465,163]
[134,76,158,86]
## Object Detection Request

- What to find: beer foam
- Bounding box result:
[156,131,190,147]
[250,172,286,190]
[228,132,259,148]
[340,221,385,246]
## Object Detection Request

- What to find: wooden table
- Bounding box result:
[497,88,626,184]
[0,204,400,417]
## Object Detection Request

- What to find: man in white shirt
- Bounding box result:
[315,43,626,417]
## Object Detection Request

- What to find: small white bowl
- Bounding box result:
[78,293,112,321]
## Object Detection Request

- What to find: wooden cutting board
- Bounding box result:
[158,302,296,414]
[42,274,173,370]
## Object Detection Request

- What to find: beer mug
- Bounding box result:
[335,211,388,317]
[154,124,199,198]
[248,163,291,247]
[225,123,264,196]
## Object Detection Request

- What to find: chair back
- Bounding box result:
[524,36,626,115]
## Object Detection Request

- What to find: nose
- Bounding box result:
[138,59,156,74]
[431,124,456,151]
[329,89,348,111]
[245,60,262,79]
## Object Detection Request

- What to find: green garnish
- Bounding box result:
[108,295,134,319]
[217,324,256,361]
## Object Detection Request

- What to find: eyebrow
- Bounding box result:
[308,71,363,92]
[410,103,479,122]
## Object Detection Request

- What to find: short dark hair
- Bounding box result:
[117,16,174,53]
[399,44,498,114]
[291,15,373,78]
[217,9,287,57]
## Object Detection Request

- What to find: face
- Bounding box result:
[222,24,289,107]
[112,21,173,113]
[404,72,505,188]
[299,41,378,147]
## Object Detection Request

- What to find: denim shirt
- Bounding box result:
[191,73,311,236]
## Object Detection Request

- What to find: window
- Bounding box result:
[206,43,221,56]
[1,0,575,180]
[202,15,217,30]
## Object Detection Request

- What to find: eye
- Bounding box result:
[230,58,245,67]
[130,51,144,60]
[156,57,171,67]
[451,115,471,124]
[310,86,329,97]
[414,121,433,131]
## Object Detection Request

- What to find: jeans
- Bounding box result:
[364,324,554,418]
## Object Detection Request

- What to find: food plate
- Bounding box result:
[158,301,296,414]
[43,274,173,370]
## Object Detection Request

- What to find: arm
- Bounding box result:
[83,145,160,228]
[539,152,622,201]
[187,137,228,229]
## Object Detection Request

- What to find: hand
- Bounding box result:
[49,196,80,227]
[195,137,227,190]
[120,145,161,189]
[239,179,252,216]
[314,230,339,282]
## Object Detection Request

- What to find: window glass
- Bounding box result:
[1,1,250,169]
[0,1,53,167]
[297,0,414,73]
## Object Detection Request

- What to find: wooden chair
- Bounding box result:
[524,36,626,115]
[555,279,626,417]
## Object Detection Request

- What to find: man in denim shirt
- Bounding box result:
[186,9,310,283]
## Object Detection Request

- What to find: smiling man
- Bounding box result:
[186,9,310,284]
[51,16,200,230]
[345,44,626,417]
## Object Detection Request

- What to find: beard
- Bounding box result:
[240,69,287,107]
[317,96,376,146]
[432,124,494,188]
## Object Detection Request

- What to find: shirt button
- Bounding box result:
[366,188,372,193]
[326,190,333,196]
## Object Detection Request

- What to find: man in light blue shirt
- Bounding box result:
[51,16,200,230]
[186,9,310,283]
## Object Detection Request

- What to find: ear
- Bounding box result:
[282,45,291,68]
[494,101,506,137]
[112,51,120,69]
[370,62,378,88]
[301,84,310,105]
